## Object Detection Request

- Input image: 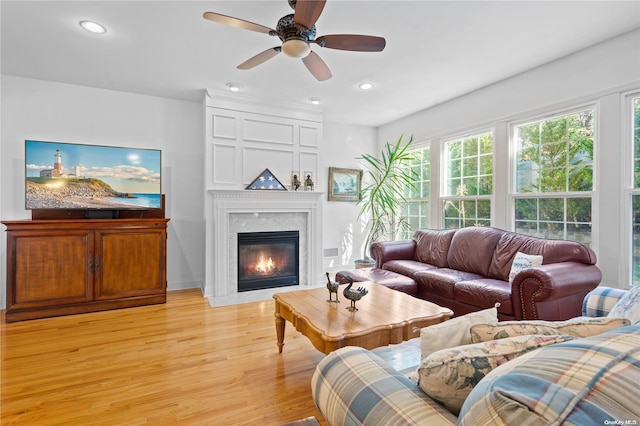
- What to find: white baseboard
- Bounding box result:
[167,280,202,292]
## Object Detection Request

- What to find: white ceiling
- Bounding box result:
[2,1,639,127]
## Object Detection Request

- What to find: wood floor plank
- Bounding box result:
[1,289,329,425]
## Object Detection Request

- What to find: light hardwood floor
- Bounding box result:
[1,289,421,426]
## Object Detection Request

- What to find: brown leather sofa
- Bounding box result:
[336,227,602,321]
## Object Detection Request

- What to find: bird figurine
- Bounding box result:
[342,276,368,312]
[326,272,340,303]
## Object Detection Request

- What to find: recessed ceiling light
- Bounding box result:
[226,83,241,92]
[79,20,106,34]
[358,82,373,90]
[308,97,321,105]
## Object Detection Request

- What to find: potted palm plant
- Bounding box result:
[355,135,417,268]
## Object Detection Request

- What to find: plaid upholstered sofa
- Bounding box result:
[312,287,640,425]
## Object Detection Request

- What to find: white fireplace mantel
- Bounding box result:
[204,189,324,298]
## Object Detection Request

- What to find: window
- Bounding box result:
[442,132,493,229]
[630,96,640,284]
[513,109,594,245]
[400,145,430,239]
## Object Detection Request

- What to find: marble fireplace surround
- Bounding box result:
[205,189,324,303]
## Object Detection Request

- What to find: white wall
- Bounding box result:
[321,123,377,270]
[378,29,640,288]
[0,76,205,309]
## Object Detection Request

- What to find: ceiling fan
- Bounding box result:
[203,0,386,81]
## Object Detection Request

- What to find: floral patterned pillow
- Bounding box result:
[417,334,576,414]
[469,317,630,343]
[608,285,640,325]
[420,307,498,360]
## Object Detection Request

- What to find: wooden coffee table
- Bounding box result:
[273,281,452,354]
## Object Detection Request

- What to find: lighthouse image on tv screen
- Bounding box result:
[25,140,162,210]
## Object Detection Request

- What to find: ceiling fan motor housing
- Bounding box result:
[276,14,316,41]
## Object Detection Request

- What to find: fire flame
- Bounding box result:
[255,255,275,274]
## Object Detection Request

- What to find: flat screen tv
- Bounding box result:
[25,140,162,210]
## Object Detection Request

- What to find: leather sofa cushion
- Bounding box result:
[414,268,484,299]
[487,232,597,281]
[413,229,456,267]
[335,268,418,297]
[454,279,513,316]
[447,227,505,276]
[383,259,436,277]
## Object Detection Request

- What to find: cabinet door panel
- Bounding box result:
[10,231,92,308]
[95,229,166,299]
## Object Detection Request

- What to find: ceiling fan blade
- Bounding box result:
[294,0,326,29]
[316,34,386,52]
[302,51,332,81]
[203,12,276,35]
[237,47,282,70]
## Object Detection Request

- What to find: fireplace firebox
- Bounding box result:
[237,231,299,292]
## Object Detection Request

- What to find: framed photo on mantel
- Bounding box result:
[328,167,362,202]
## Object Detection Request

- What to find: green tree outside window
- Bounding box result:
[514,110,594,244]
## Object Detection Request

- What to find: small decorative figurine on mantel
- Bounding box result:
[292,173,301,191]
[325,272,340,303]
[304,172,314,191]
[343,275,368,312]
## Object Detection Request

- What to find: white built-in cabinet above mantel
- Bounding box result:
[204,90,323,193]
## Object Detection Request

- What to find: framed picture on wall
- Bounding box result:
[328,167,363,202]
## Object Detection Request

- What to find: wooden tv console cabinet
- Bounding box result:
[2,218,169,322]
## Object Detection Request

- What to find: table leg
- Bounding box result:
[275,312,286,353]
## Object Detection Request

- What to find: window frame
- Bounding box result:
[440,129,495,229]
[508,104,597,244]
[399,142,431,239]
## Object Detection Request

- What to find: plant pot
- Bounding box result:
[355,259,375,269]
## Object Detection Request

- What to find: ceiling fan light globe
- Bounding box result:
[282,39,311,58]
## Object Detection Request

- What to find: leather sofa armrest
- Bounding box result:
[370,240,416,269]
[511,262,602,320]
[312,346,457,426]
